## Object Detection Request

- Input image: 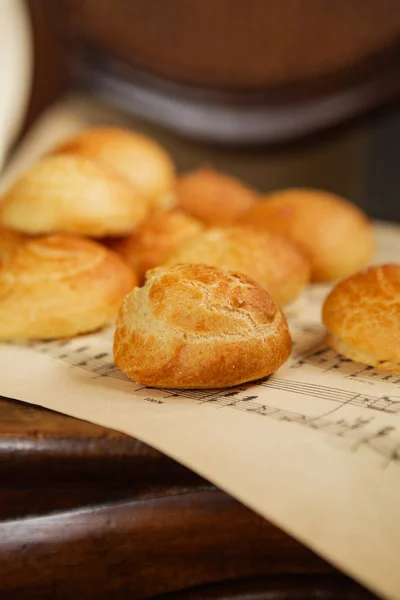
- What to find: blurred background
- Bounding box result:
[6,0,400,221]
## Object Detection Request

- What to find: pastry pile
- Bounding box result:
[0,125,396,387]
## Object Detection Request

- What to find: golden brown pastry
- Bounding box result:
[242,188,375,282]
[54,126,176,209]
[0,228,27,265]
[0,155,148,238]
[0,234,136,340]
[109,209,204,282]
[322,264,400,373]
[175,167,258,226]
[165,227,310,306]
[114,263,292,388]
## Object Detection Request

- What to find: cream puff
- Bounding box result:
[114,263,292,388]
[0,234,136,340]
[323,264,400,372]
[242,188,374,282]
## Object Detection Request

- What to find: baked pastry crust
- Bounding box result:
[109,209,203,282]
[54,126,176,209]
[0,228,27,265]
[165,226,310,306]
[0,234,136,340]
[113,263,292,388]
[175,168,258,226]
[322,264,400,372]
[242,188,374,282]
[0,155,148,237]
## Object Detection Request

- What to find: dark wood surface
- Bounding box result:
[0,396,376,599]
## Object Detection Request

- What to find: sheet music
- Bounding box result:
[1,97,400,599]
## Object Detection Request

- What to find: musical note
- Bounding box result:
[291,345,400,385]
[10,278,400,469]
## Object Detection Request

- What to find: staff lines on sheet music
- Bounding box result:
[259,379,400,414]
[22,339,132,382]
[15,339,400,466]
[297,345,400,385]
[20,340,400,416]
[159,387,400,467]
[161,379,400,415]
[289,320,400,385]
[159,383,400,417]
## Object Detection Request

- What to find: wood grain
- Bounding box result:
[160,576,377,599]
[0,396,376,598]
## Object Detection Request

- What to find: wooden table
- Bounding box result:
[0,396,376,599]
